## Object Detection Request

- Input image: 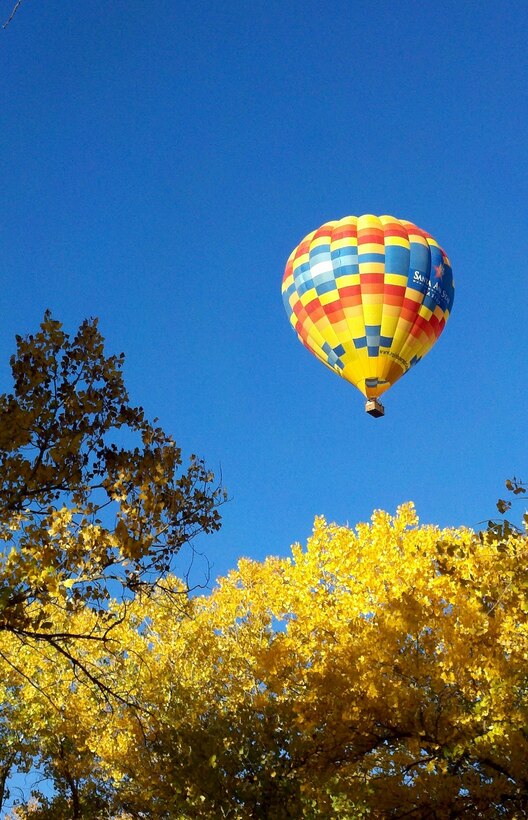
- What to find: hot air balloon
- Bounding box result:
[281,214,454,417]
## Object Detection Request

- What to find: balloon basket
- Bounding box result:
[365,399,384,418]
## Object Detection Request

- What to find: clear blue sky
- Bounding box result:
[1,0,527,584]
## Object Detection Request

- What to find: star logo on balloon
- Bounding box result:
[434,263,444,280]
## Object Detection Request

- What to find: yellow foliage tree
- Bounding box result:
[0,313,224,809]
[5,504,528,818]
[0,313,223,631]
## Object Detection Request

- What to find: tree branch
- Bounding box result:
[2,0,23,30]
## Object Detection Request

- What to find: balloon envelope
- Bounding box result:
[282,214,454,400]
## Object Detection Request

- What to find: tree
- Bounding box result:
[5,504,528,817]
[0,313,224,814]
[0,313,223,696]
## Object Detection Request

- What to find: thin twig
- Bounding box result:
[2,0,23,30]
[0,647,60,713]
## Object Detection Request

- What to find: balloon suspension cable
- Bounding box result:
[365,398,385,418]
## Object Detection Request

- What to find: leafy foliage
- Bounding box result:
[4,505,528,817]
[0,312,223,641]
[495,476,528,532]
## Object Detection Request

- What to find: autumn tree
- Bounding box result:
[5,504,528,818]
[0,313,223,675]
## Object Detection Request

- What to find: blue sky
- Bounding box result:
[0,0,527,585]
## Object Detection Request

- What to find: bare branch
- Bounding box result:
[2,0,23,30]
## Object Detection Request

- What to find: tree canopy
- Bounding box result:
[0,314,224,716]
[3,499,528,817]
